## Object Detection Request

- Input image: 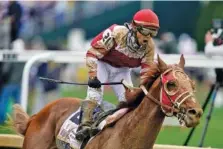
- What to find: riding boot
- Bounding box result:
[75,99,98,141]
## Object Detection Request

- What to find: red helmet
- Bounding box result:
[133,9,159,29]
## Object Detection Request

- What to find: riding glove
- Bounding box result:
[88,76,101,88]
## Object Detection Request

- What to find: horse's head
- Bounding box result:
[153,55,203,127]
[124,55,203,128]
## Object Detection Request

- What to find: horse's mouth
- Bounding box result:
[183,114,201,128]
[176,113,201,128]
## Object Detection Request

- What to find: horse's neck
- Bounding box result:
[124,79,165,149]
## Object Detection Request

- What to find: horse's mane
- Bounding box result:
[128,62,161,107]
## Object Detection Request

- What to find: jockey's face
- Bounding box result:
[136,31,151,46]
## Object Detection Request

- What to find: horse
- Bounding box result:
[12,55,203,149]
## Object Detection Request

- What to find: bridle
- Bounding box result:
[139,67,195,123]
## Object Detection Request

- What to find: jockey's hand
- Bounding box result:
[88,76,101,88]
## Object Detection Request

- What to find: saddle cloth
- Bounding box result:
[56,107,114,149]
[56,108,83,149]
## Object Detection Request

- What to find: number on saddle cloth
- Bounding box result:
[70,111,81,125]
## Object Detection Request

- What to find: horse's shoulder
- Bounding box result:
[125,88,144,106]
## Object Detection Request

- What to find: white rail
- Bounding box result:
[20,53,53,111]
[0,50,223,67]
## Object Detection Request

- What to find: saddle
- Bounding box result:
[80,107,119,149]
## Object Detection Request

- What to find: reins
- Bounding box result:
[140,85,180,113]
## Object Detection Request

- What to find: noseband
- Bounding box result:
[140,67,195,118]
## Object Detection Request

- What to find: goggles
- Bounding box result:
[133,20,159,37]
[136,26,158,37]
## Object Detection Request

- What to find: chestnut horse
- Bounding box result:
[12,55,203,149]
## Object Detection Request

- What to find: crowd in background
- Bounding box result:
[0,1,130,41]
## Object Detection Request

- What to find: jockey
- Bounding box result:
[76,9,160,141]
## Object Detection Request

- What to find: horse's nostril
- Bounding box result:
[188,109,197,115]
[188,108,203,118]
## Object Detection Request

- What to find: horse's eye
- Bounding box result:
[168,81,175,85]
[167,81,176,89]
[164,80,179,95]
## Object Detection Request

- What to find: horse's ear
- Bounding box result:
[157,55,167,72]
[179,54,185,69]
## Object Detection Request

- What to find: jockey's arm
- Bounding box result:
[139,38,156,85]
[86,28,115,77]
[86,47,106,77]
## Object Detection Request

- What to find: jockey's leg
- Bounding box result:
[76,61,108,141]
[90,68,132,134]
[110,68,133,103]
[86,68,132,135]
[75,99,98,141]
[91,68,132,130]
[91,67,132,134]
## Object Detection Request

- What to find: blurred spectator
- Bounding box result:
[177,33,209,84]
[31,62,63,114]
[0,62,12,123]
[0,38,26,124]
[177,33,197,55]
[54,1,67,28]
[0,1,24,122]
[30,42,64,114]
[204,31,223,108]
[159,32,178,54]
[22,7,39,39]
[1,1,132,42]
[3,1,23,46]
[205,31,223,56]
[0,60,25,124]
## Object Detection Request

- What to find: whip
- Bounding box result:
[39,77,123,86]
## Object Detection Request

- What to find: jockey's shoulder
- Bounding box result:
[112,24,128,38]
[91,24,127,46]
[106,24,128,45]
[102,24,128,34]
